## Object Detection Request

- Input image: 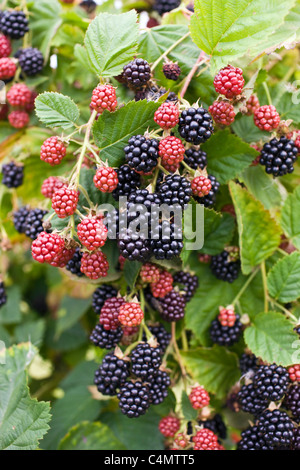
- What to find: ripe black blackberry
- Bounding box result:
[210,315,243,347]
[123,58,151,89]
[195,175,220,208]
[165,92,178,103]
[92,285,118,315]
[124,135,159,175]
[253,364,289,402]
[153,0,181,15]
[79,0,97,13]
[257,409,294,447]
[118,232,151,262]
[148,369,171,405]
[184,147,207,170]
[13,206,30,234]
[260,136,298,177]
[157,174,192,209]
[210,250,240,283]
[284,384,300,422]
[178,107,214,145]
[66,247,84,277]
[131,342,162,381]
[112,164,141,200]
[1,162,24,188]
[238,383,268,417]
[238,425,274,450]
[173,271,198,302]
[0,281,7,308]
[239,353,259,375]
[94,352,130,396]
[118,380,150,418]
[144,324,171,354]
[198,414,227,440]
[24,208,48,240]
[90,323,123,350]
[18,48,44,76]
[150,219,183,260]
[163,62,181,81]
[127,188,162,228]
[157,289,186,322]
[292,427,300,450]
[0,11,29,39]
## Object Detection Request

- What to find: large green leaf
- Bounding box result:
[202,130,258,184]
[59,422,125,450]
[35,92,80,130]
[230,182,281,274]
[267,252,300,302]
[93,100,160,166]
[29,0,62,60]
[181,347,240,398]
[244,311,299,366]
[55,296,91,338]
[0,343,51,450]
[200,208,235,255]
[241,166,285,210]
[280,185,300,250]
[84,11,139,77]
[0,286,22,325]
[190,0,297,72]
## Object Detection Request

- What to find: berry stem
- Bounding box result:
[263,82,272,106]
[158,164,170,175]
[77,184,94,208]
[150,31,191,72]
[181,331,188,351]
[231,266,260,305]
[181,160,196,176]
[180,51,207,100]
[268,297,298,323]
[171,322,187,378]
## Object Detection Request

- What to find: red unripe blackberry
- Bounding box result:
[163,62,181,81]
[193,428,220,450]
[174,433,189,448]
[159,416,180,437]
[123,58,151,88]
[77,217,108,251]
[288,364,300,383]
[51,187,79,218]
[93,167,118,193]
[118,380,150,418]
[218,305,236,327]
[158,290,186,322]
[41,176,66,199]
[8,110,29,129]
[118,302,144,327]
[80,250,109,280]
[246,95,260,115]
[118,254,126,270]
[189,386,210,410]
[90,84,117,114]
[191,175,212,197]
[254,105,280,132]
[213,65,245,99]
[209,100,235,126]
[130,342,162,381]
[159,135,185,167]
[0,34,11,58]
[49,246,76,268]
[7,84,32,108]
[146,17,159,28]
[161,161,180,173]
[25,91,38,113]
[0,57,16,79]
[198,253,211,264]
[31,232,64,264]
[100,296,125,331]
[40,137,67,166]
[154,102,179,130]
[150,270,173,298]
[140,263,160,284]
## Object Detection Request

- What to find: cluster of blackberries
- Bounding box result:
[13,206,48,240]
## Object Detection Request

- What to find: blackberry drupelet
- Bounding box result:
[210,250,240,283]
[112,164,141,200]
[153,0,181,15]
[123,58,151,88]
[178,107,214,145]
[148,369,171,405]
[184,147,207,170]
[284,384,300,422]
[90,323,123,350]
[94,352,130,396]
[253,364,289,402]
[157,174,192,209]
[257,409,294,447]
[118,232,151,262]
[143,324,171,354]
[158,290,186,322]
[173,271,198,302]
[238,383,268,417]
[238,425,274,450]
[18,47,44,76]
[92,285,118,315]
[195,175,220,208]
[198,414,227,440]
[210,315,243,346]
[0,11,29,39]
[66,247,84,277]
[124,135,159,175]
[239,353,259,375]
[118,380,150,418]
[0,281,7,308]
[259,136,298,177]
[131,342,162,381]
[13,206,30,234]
[151,219,183,260]
[24,208,48,240]
[1,162,24,188]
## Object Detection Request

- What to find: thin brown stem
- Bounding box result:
[180,52,207,100]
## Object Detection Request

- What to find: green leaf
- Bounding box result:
[35,92,80,130]
[59,422,125,450]
[280,185,300,250]
[14,319,46,347]
[181,391,198,421]
[267,252,300,302]
[200,208,235,255]
[241,166,285,210]
[244,311,299,366]
[181,347,240,399]
[55,296,91,338]
[202,130,258,184]
[230,182,281,274]
[190,0,297,72]
[0,343,51,450]
[29,0,62,60]
[84,11,139,77]
[93,100,160,166]
[231,115,269,144]
[123,261,142,290]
